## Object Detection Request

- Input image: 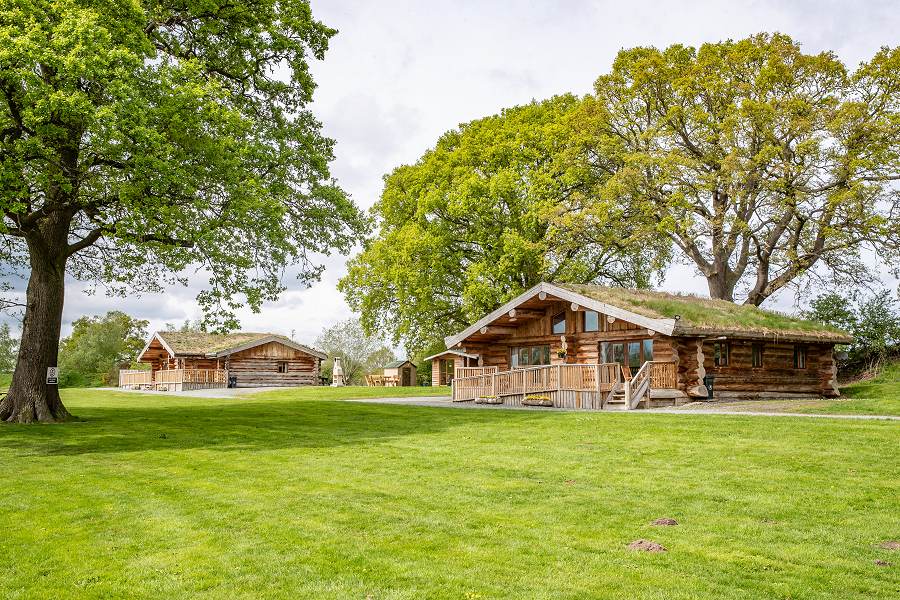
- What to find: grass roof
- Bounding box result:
[157,331,295,356]
[558,283,852,342]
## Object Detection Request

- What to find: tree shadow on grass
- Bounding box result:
[0,398,549,457]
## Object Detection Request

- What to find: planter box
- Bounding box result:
[523,396,554,407]
[475,396,503,405]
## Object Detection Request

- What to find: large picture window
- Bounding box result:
[510,345,551,368]
[601,339,653,375]
[552,312,566,335]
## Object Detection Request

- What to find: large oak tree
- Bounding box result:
[573,33,900,304]
[0,1,365,422]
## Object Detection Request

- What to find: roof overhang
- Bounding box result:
[443,282,677,349]
[423,349,480,361]
[673,326,854,344]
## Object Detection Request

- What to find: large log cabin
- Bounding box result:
[435,283,852,409]
[120,331,327,391]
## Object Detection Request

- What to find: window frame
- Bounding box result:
[713,341,730,367]
[277,361,289,373]
[551,311,566,335]
[510,345,551,368]
[751,344,763,368]
[793,345,807,369]
[583,310,600,332]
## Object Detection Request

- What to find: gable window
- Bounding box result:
[552,312,566,335]
[793,345,807,369]
[277,361,288,373]
[510,345,551,368]
[752,344,763,368]
[583,310,599,332]
[713,342,729,367]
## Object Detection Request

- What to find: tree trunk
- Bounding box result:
[0,223,71,423]
[706,272,735,302]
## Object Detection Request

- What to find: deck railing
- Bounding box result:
[451,362,676,408]
[649,361,677,389]
[120,368,228,388]
[119,369,153,386]
[455,366,498,379]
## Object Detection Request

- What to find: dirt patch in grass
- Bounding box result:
[628,539,666,552]
[652,518,678,526]
[878,540,900,550]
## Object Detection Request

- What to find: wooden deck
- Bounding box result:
[119,368,228,391]
[451,362,678,409]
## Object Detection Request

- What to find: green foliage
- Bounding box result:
[575,33,900,304]
[804,289,900,370]
[340,96,669,354]
[58,311,148,387]
[0,0,366,329]
[315,318,396,385]
[0,323,17,372]
[0,388,897,597]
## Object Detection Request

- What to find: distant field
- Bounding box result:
[0,387,897,599]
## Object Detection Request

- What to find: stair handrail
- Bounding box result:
[626,361,653,410]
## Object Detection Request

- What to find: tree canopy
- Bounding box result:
[574,33,900,304]
[339,96,669,354]
[58,311,148,386]
[341,33,900,354]
[0,0,363,421]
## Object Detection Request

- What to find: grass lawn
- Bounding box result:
[1,389,898,599]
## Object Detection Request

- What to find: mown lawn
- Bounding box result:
[0,388,898,599]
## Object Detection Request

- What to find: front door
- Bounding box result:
[402,367,411,386]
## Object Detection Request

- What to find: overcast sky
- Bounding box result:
[5,0,900,346]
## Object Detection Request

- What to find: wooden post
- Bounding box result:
[596,363,602,410]
[623,380,632,410]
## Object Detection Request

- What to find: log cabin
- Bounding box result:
[120,331,327,391]
[435,283,852,409]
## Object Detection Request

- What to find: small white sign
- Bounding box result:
[46,367,59,385]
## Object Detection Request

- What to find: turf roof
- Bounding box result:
[557,283,852,342]
[155,331,312,356]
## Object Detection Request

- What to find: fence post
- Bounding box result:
[624,380,632,410]
[596,364,602,409]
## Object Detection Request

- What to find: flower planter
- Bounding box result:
[523,395,553,407]
[475,396,503,405]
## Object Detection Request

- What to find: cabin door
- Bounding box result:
[402,367,411,386]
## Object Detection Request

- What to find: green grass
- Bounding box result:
[0,372,11,391]
[822,362,900,415]
[1,389,898,599]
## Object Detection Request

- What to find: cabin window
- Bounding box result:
[277,361,288,373]
[752,344,763,368]
[510,345,551,368]
[440,358,455,385]
[713,342,729,367]
[601,340,653,374]
[794,346,807,369]
[583,310,599,332]
[552,312,566,335]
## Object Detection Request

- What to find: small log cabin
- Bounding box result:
[435,283,852,409]
[122,331,327,391]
